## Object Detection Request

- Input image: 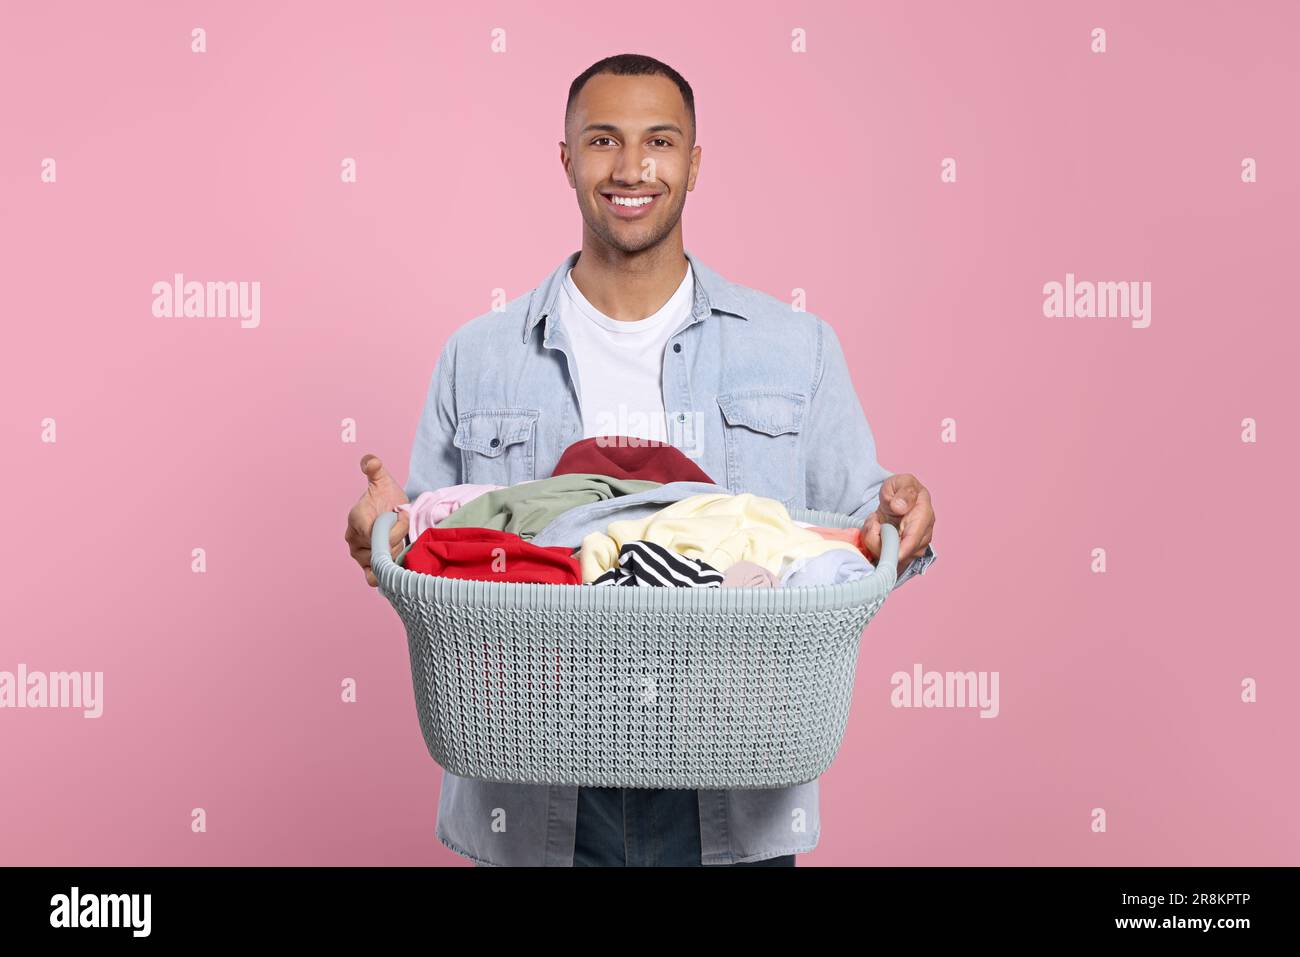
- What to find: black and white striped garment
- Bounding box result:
[591,540,724,588]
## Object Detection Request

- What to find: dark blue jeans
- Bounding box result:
[573,786,797,867]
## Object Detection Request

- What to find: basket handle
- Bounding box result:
[370,509,402,580]
[874,521,901,588]
[373,508,902,586]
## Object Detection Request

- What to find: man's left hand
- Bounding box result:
[860,473,935,575]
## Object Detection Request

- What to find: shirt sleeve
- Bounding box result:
[404,337,462,503]
[803,317,936,588]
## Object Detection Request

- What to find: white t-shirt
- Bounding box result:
[557,261,694,443]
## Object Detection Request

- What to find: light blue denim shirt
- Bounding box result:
[403,247,936,866]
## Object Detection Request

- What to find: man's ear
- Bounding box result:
[558,141,575,187]
[686,144,702,191]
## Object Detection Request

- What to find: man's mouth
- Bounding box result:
[600,192,661,218]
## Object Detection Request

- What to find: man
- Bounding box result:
[345,53,937,867]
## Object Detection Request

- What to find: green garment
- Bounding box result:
[434,473,662,540]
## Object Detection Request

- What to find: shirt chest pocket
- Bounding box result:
[716,390,807,508]
[453,408,540,486]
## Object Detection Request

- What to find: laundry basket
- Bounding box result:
[371,507,900,790]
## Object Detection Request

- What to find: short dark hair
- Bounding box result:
[566,54,696,145]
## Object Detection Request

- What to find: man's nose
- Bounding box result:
[612,146,651,185]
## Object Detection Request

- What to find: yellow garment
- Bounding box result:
[579,492,861,583]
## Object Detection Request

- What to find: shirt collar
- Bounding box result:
[521,247,751,343]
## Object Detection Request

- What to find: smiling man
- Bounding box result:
[345,53,937,867]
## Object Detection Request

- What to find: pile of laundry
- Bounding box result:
[396,436,877,589]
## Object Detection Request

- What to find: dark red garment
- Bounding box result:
[403,527,582,584]
[550,435,714,484]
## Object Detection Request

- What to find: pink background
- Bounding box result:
[2,0,1297,865]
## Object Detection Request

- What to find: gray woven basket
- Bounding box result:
[372,507,899,789]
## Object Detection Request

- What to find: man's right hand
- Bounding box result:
[346,454,411,588]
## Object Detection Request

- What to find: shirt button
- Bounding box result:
[489,437,500,448]
[673,342,682,353]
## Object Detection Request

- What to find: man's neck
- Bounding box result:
[568,237,689,323]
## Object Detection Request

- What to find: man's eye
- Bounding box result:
[592,136,615,146]
[651,138,672,147]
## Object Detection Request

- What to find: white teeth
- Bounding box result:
[610,195,655,207]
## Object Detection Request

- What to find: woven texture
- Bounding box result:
[373,505,897,789]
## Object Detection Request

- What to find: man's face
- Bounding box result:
[562,73,700,254]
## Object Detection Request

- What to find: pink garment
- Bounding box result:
[721,560,779,588]
[804,524,877,561]
[398,483,503,540]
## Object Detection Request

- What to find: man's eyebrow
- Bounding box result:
[579,122,685,136]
